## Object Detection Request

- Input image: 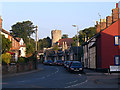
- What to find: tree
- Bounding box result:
[0,34,12,54]
[62,34,68,39]
[38,36,52,51]
[26,37,36,56]
[10,21,35,43]
[72,26,96,46]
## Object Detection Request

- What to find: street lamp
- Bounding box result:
[72,25,79,61]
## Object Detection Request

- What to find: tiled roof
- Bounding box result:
[15,37,21,42]
[2,29,10,35]
[57,38,74,47]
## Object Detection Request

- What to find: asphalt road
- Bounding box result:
[2,64,119,88]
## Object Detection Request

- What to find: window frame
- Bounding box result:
[114,36,120,45]
[114,55,120,66]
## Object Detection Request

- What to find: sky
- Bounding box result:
[0,1,118,39]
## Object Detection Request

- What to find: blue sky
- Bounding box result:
[1,2,116,39]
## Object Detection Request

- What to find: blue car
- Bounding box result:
[43,60,53,65]
[67,61,83,72]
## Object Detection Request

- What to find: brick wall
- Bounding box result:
[2,62,36,74]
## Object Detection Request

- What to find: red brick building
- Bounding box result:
[82,2,120,70]
[0,16,26,60]
[96,3,120,69]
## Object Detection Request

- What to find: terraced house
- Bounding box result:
[82,2,120,71]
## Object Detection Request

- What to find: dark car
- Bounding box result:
[43,60,53,65]
[47,60,54,65]
[54,60,64,66]
[67,61,83,72]
[64,61,72,68]
[43,60,48,65]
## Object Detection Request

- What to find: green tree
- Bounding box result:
[26,37,36,55]
[10,20,35,43]
[38,36,52,51]
[0,34,12,54]
[62,34,68,39]
[72,26,96,46]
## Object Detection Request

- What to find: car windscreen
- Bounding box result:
[57,60,63,63]
[48,60,53,62]
[71,63,82,66]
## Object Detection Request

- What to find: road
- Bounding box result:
[2,64,120,88]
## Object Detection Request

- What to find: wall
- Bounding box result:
[2,62,36,75]
[88,38,96,69]
[19,47,26,57]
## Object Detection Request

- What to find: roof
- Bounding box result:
[57,38,74,47]
[7,51,15,55]
[15,37,21,42]
[1,29,10,35]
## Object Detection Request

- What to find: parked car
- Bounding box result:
[43,60,48,65]
[67,61,83,72]
[43,60,53,65]
[54,60,64,66]
[47,60,54,65]
[64,61,72,68]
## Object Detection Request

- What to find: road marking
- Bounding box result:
[19,81,25,82]
[78,74,81,76]
[66,80,78,84]
[65,80,88,88]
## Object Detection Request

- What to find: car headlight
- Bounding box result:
[70,68,74,70]
[79,68,82,70]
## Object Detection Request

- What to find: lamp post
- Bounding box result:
[35,25,38,51]
[72,25,79,61]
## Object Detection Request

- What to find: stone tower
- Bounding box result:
[51,30,61,46]
[0,16,2,29]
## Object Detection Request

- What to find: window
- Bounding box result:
[114,36,120,45]
[114,56,120,65]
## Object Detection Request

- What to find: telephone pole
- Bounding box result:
[35,25,38,51]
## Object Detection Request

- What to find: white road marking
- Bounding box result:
[65,80,88,88]
[66,80,78,84]
[19,81,25,82]
[78,74,81,76]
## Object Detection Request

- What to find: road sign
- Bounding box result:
[110,65,120,72]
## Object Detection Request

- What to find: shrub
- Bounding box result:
[2,53,11,65]
[17,57,25,63]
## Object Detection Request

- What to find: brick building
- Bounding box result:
[0,16,26,61]
[82,2,120,70]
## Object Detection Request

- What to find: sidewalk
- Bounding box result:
[2,68,43,78]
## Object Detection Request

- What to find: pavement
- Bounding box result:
[2,68,44,78]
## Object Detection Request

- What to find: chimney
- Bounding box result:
[100,19,106,30]
[0,16,2,29]
[96,21,100,33]
[112,3,119,23]
[106,16,112,27]
[116,3,118,8]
